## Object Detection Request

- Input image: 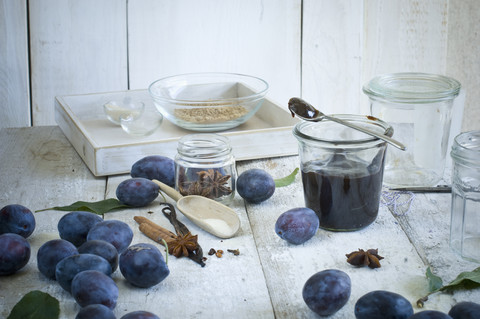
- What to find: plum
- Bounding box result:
[71,270,118,310]
[78,239,118,273]
[87,220,133,253]
[76,304,116,319]
[58,211,103,246]
[237,169,275,203]
[354,290,413,319]
[55,253,112,293]
[275,207,319,244]
[116,178,160,207]
[37,239,78,279]
[448,301,480,319]
[409,310,453,319]
[131,155,175,187]
[0,233,30,275]
[120,311,160,319]
[302,269,351,316]
[0,204,35,238]
[120,243,169,288]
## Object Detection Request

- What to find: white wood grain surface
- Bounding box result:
[0,0,30,127]
[28,0,128,125]
[1,127,479,318]
[2,1,479,131]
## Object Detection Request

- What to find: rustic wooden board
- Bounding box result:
[0,0,30,129]
[28,0,128,126]
[127,0,302,111]
[0,127,106,318]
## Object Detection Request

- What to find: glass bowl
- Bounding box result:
[148,72,269,132]
[120,106,163,137]
[103,98,145,125]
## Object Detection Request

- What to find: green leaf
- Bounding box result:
[274,168,299,187]
[426,267,443,292]
[439,266,480,292]
[35,198,131,215]
[7,290,60,319]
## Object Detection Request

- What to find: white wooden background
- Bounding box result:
[1,0,479,131]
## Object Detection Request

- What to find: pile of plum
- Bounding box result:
[0,204,165,319]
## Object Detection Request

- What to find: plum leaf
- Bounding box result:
[7,290,59,319]
[35,198,130,215]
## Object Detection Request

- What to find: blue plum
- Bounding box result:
[0,204,36,238]
[302,269,351,316]
[116,178,160,207]
[354,290,413,319]
[87,220,133,253]
[409,311,453,319]
[275,207,319,244]
[120,243,169,288]
[449,301,480,319]
[0,233,30,275]
[76,304,116,319]
[37,239,78,279]
[71,270,118,310]
[78,239,118,273]
[55,253,112,293]
[58,211,103,246]
[131,155,175,187]
[237,169,275,203]
[120,311,160,319]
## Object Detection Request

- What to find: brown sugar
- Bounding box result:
[174,105,249,123]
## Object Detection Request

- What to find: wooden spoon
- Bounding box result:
[152,179,240,239]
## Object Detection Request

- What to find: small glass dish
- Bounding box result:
[148,72,268,132]
[120,108,163,137]
[103,99,145,125]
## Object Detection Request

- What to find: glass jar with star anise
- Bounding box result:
[175,133,236,205]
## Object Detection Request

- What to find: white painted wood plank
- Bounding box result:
[0,0,30,129]
[446,0,480,131]
[127,0,301,111]
[0,127,106,318]
[28,0,128,126]
[302,0,365,115]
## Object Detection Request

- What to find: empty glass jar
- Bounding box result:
[174,133,236,205]
[450,130,480,263]
[363,72,461,187]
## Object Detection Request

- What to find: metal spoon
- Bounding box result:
[152,179,240,238]
[288,97,406,151]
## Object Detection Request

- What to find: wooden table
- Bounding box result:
[0,126,478,318]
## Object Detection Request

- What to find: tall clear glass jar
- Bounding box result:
[293,115,392,231]
[175,133,236,205]
[450,130,480,263]
[363,73,461,187]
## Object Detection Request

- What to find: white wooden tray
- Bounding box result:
[55,89,299,176]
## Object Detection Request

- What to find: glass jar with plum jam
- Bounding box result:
[293,115,393,231]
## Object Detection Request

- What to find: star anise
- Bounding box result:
[167,232,199,258]
[179,169,232,199]
[346,248,384,269]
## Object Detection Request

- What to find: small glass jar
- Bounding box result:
[293,115,392,231]
[175,133,236,205]
[450,130,480,263]
[363,72,461,187]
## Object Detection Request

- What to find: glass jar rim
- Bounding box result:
[177,133,232,158]
[293,114,393,148]
[451,130,480,167]
[363,72,461,103]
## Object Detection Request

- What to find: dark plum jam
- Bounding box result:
[301,153,385,231]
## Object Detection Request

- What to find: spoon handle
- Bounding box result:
[152,179,183,202]
[325,115,407,151]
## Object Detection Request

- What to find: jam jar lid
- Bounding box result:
[363,72,461,104]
